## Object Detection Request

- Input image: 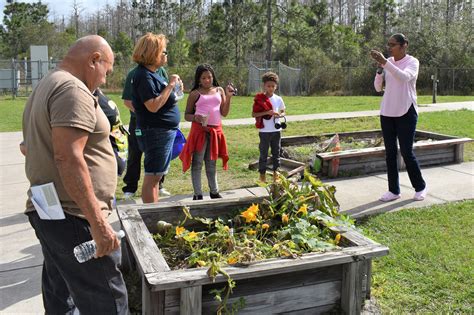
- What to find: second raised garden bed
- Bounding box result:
[280,129,472,178]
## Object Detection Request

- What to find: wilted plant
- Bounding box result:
[153,171,354,314]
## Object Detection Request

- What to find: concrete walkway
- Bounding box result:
[1,101,473,313]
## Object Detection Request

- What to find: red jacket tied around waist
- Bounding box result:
[179,122,229,172]
[253,93,273,129]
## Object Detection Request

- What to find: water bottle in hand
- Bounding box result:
[174,83,184,100]
[74,230,126,263]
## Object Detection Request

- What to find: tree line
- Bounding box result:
[1,0,472,95]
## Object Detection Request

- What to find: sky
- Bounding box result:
[1,0,108,22]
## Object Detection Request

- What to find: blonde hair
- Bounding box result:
[132,33,167,65]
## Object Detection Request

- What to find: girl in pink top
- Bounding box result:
[182,64,235,200]
[371,33,427,202]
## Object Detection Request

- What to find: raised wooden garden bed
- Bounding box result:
[117,194,388,314]
[248,157,306,178]
[281,129,472,178]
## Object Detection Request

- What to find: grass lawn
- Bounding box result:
[359,200,474,313]
[1,94,472,131]
[118,109,474,198]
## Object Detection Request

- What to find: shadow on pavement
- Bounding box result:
[346,199,417,218]
[0,212,29,228]
[0,244,43,311]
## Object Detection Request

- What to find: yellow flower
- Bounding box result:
[282,213,289,225]
[197,260,206,267]
[247,229,256,235]
[227,257,238,265]
[224,226,230,232]
[247,204,259,214]
[241,208,258,223]
[188,231,198,239]
[175,226,186,236]
[297,204,308,216]
[262,223,270,230]
[335,233,342,245]
[241,204,260,223]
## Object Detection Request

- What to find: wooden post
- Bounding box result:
[431,73,438,104]
[365,259,372,300]
[180,286,202,315]
[142,276,164,315]
[454,143,464,163]
[341,261,362,315]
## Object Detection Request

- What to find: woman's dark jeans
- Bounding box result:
[380,105,426,195]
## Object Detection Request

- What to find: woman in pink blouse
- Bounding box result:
[370,33,427,202]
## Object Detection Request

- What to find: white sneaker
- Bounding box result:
[379,191,401,202]
[123,192,135,200]
[413,187,427,201]
[159,188,171,196]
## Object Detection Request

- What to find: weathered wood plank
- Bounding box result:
[180,286,202,315]
[202,281,340,314]
[166,282,341,314]
[249,157,306,178]
[281,130,383,147]
[364,259,372,300]
[137,196,266,233]
[454,143,464,163]
[165,264,343,308]
[278,304,339,315]
[142,275,165,315]
[116,206,169,275]
[146,244,388,291]
[318,147,386,160]
[248,157,270,170]
[287,165,306,178]
[317,138,471,161]
[415,129,457,140]
[413,137,472,150]
[341,261,362,315]
[246,186,269,198]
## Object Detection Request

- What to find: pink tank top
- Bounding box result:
[194,90,222,126]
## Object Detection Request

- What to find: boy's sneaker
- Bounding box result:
[259,173,266,183]
[123,192,135,200]
[159,188,171,196]
[210,192,223,199]
[413,187,428,201]
[379,191,401,202]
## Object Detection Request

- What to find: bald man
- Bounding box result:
[22,35,128,314]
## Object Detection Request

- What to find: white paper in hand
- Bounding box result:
[30,182,65,220]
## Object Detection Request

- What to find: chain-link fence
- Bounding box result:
[0,59,60,97]
[1,59,472,97]
[248,61,302,96]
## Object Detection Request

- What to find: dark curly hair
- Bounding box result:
[262,71,279,84]
[191,64,220,91]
